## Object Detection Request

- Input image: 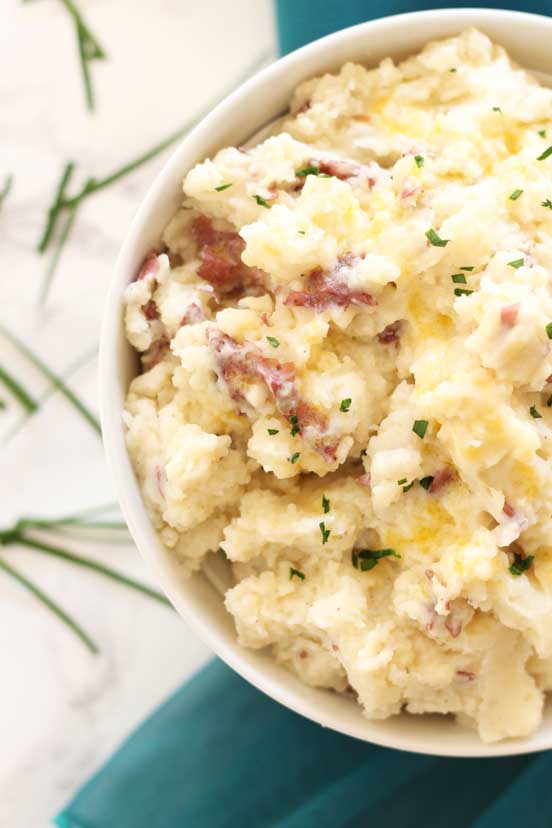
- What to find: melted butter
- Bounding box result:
[382,500,457,554]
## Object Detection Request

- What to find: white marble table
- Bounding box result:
[0,2,274,824]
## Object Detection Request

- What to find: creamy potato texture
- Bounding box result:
[123,31,552,742]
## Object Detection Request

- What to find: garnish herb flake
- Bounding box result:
[290,452,301,464]
[290,568,305,581]
[426,228,449,247]
[266,336,280,348]
[546,322,552,340]
[459,266,474,271]
[402,481,415,492]
[547,395,552,407]
[357,548,401,572]
[215,183,232,192]
[530,405,542,419]
[509,189,523,201]
[340,398,352,413]
[319,522,330,544]
[492,106,502,112]
[290,415,300,437]
[412,419,429,439]
[537,146,552,161]
[509,553,534,576]
[454,288,474,297]
[542,199,552,209]
[451,274,467,284]
[539,129,547,138]
[296,165,319,177]
[419,476,434,491]
[322,496,330,514]
[253,194,271,208]
[508,258,524,269]
[414,155,425,168]
[397,478,407,486]
[267,428,279,435]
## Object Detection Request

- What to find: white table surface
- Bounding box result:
[0,2,274,824]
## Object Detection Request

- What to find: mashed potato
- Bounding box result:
[123,30,552,742]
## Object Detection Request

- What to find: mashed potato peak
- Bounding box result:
[123,30,552,742]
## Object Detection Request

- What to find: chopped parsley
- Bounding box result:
[296,165,319,177]
[530,405,542,419]
[340,397,352,413]
[290,452,301,464]
[414,155,425,168]
[357,548,401,572]
[451,273,467,284]
[509,189,524,201]
[547,395,552,407]
[267,428,279,435]
[253,194,271,208]
[289,567,305,581]
[298,230,306,234]
[492,106,502,112]
[319,521,330,544]
[412,419,428,439]
[402,480,415,492]
[547,322,552,340]
[290,415,300,437]
[449,67,457,73]
[322,495,330,514]
[454,288,474,297]
[539,129,547,138]
[397,478,407,485]
[266,336,280,348]
[352,550,359,569]
[537,146,552,161]
[215,183,232,192]
[508,258,524,269]
[425,228,449,247]
[459,265,474,271]
[419,476,434,491]
[509,553,534,577]
[542,199,552,209]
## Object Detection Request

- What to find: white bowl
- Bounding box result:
[99,7,552,757]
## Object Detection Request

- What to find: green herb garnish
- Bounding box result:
[290,415,300,437]
[319,522,330,544]
[397,478,407,485]
[290,452,301,464]
[509,553,534,576]
[509,189,523,201]
[547,395,552,407]
[414,155,425,168]
[546,322,552,340]
[539,129,547,138]
[215,183,232,192]
[541,199,552,209]
[419,476,434,491]
[454,288,474,297]
[357,548,401,572]
[508,258,524,269]
[267,428,279,435]
[266,336,280,348]
[449,67,457,73]
[459,266,474,271]
[451,274,467,284]
[290,568,305,581]
[322,495,330,514]
[412,419,429,439]
[530,405,542,419]
[402,481,415,492]
[296,165,319,177]
[254,194,271,208]
[492,106,502,112]
[352,550,359,569]
[537,146,552,161]
[340,398,352,412]
[425,228,449,247]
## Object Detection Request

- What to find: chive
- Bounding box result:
[530,405,542,419]
[352,550,359,569]
[215,183,232,192]
[397,478,407,485]
[296,165,319,177]
[319,522,330,544]
[266,336,280,348]
[425,228,449,247]
[492,106,502,112]
[547,322,552,340]
[538,129,547,138]
[449,67,457,73]
[402,481,415,492]
[290,452,300,464]
[361,559,378,571]
[412,419,428,439]
[414,155,425,168]
[537,146,552,160]
[357,548,401,571]
[419,476,434,491]
[290,567,305,581]
[0,556,98,654]
[340,398,352,412]
[459,266,474,271]
[322,495,330,513]
[454,288,474,297]
[290,415,300,437]
[509,553,534,576]
[541,199,552,209]
[0,364,38,414]
[253,194,271,208]
[267,428,279,435]
[508,258,524,269]
[451,274,467,284]
[547,395,552,407]
[509,189,523,201]
[298,230,306,235]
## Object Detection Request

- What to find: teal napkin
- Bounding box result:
[275,0,552,54]
[57,4,552,825]
[57,659,551,828]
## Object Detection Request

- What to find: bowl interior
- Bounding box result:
[100,7,552,756]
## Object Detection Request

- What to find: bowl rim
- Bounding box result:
[99,6,552,757]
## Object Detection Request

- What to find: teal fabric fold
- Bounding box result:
[56,660,549,828]
[275,0,552,54]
